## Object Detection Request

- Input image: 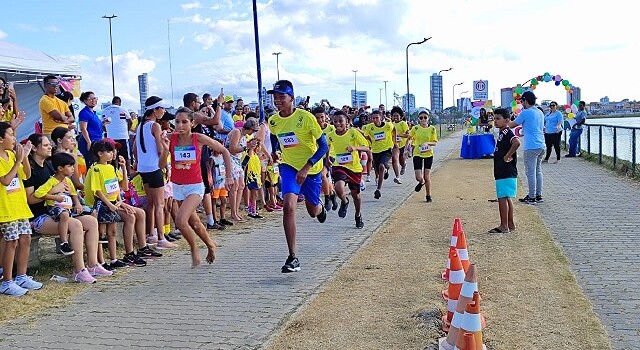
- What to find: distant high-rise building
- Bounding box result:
[402,93,416,113]
[351,90,367,108]
[501,87,514,108]
[138,73,149,115]
[430,74,444,113]
[261,87,274,108]
[457,97,472,113]
[600,96,610,104]
[567,86,581,105]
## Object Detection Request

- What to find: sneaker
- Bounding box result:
[147,235,159,245]
[73,269,97,284]
[400,165,406,175]
[330,193,338,211]
[248,213,264,219]
[355,214,364,229]
[374,189,381,200]
[156,239,178,249]
[535,195,544,203]
[542,159,548,163]
[196,203,204,213]
[383,169,389,180]
[272,205,283,211]
[366,175,371,182]
[98,236,109,244]
[564,154,576,158]
[219,218,234,226]
[519,195,536,204]
[324,196,331,211]
[297,195,305,203]
[55,237,62,255]
[414,182,424,192]
[101,263,115,271]
[317,204,327,223]
[552,159,561,164]
[207,223,226,230]
[167,232,182,240]
[164,234,177,242]
[87,264,113,277]
[394,177,402,184]
[360,180,366,192]
[171,230,182,237]
[123,252,147,267]
[0,267,3,276]
[109,260,128,269]
[137,245,163,258]
[426,195,433,203]
[281,255,301,273]
[338,198,349,218]
[1,280,29,296]
[15,275,43,290]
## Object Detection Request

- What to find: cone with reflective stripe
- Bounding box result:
[455,291,486,350]
[441,251,464,331]
[456,229,470,273]
[443,264,478,347]
[442,246,456,281]
[442,218,462,280]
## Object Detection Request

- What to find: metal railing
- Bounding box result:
[562,123,640,177]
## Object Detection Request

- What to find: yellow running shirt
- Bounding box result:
[327,128,368,173]
[0,150,32,222]
[88,163,123,203]
[323,124,337,157]
[364,122,395,154]
[410,125,438,158]
[394,120,410,148]
[34,176,77,208]
[269,108,323,175]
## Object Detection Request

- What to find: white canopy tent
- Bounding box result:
[0,41,82,140]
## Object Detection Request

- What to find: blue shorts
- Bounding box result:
[280,163,321,206]
[495,178,517,199]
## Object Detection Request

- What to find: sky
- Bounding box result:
[1,0,636,113]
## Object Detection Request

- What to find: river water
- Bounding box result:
[568,117,640,162]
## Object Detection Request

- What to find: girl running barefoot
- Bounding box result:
[167,108,233,267]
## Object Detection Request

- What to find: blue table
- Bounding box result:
[460,134,496,159]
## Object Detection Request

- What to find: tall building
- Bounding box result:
[567,86,581,105]
[501,87,514,108]
[457,97,472,113]
[351,90,367,108]
[138,73,149,115]
[430,74,444,113]
[402,93,416,113]
[261,87,274,108]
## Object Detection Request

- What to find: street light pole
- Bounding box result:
[272,52,281,80]
[252,0,265,122]
[452,82,464,110]
[383,80,388,107]
[102,15,117,97]
[379,88,383,105]
[352,69,358,109]
[437,68,452,138]
[406,37,431,115]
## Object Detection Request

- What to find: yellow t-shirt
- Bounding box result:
[245,153,262,187]
[39,95,71,135]
[34,176,77,208]
[130,173,146,197]
[0,150,32,222]
[268,108,323,175]
[88,163,123,203]
[364,122,395,154]
[233,114,244,122]
[323,124,337,157]
[394,121,410,148]
[327,128,369,173]
[410,125,438,158]
[1,108,13,123]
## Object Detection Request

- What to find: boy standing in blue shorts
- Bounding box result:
[489,109,520,234]
[268,80,328,273]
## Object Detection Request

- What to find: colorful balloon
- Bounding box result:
[515,87,523,94]
[511,100,517,107]
[571,104,578,113]
[555,74,562,81]
[544,75,552,82]
[567,113,575,119]
[562,80,570,86]
[555,80,561,86]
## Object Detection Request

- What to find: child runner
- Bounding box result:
[406,110,438,202]
[326,111,370,228]
[0,123,42,296]
[33,152,83,256]
[312,107,338,211]
[167,107,234,266]
[391,107,410,181]
[363,110,396,200]
[488,108,520,234]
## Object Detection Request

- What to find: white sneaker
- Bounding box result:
[1,280,28,297]
[157,239,178,249]
[393,177,402,184]
[366,175,371,182]
[15,275,43,290]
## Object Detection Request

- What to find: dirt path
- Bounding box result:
[266,156,611,350]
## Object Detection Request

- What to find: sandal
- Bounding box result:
[488,227,509,234]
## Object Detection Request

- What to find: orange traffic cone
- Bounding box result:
[442,219,462,280]
[441,251,464,332]
[455,291,486,350]
[456,230,470,273]
[442,246,456,281]
[443,264,478,347]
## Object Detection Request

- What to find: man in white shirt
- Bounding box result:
[102,96,132,172]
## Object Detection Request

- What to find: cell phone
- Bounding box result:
[8,82,13,90]
[306,96,310,104]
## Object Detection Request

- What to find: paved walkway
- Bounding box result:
[535,157,640,350]
[0,132,463,350]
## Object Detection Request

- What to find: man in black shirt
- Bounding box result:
[489,108,520,234]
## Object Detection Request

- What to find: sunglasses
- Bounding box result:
[46,82,60,87]
[550,104,557,107]
[419,116,429,120]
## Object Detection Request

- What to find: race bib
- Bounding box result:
[174,146,197,164]
[272,164,280,174]
[396,136,401,142]
[419,143,431,153]
[337,153,353,165]
[278,132,300,148]
[55,194,73,209]
[218,164,226,177]
[105,178,120,196]
[6,176,21,194]
[374,132,385,141]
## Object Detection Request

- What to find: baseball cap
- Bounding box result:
[521,90,536,101]
[224,95,234,103]
[267,80,294,97]
[102,137,122,149]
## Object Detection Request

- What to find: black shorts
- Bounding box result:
[139,169,165,189]
[413,156,434,170]
[372,149,392,169]
[201,162,212,194]
[115,139,130,161]
[331,167,362,193]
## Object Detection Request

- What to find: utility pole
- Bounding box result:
[383,80,388,107]
[102,15,117,97]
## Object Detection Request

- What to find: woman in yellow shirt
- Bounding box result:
[406,110,438,202]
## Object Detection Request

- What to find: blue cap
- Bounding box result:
[267,80,294,97]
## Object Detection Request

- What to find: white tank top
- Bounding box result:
[263,123,272,154]
[136,120,160,172]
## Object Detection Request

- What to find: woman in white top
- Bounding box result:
[225,118,259,222]
[134,96,175,249]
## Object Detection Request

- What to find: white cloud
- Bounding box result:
[44,25,62,32]
[180,1,202,10]
[0,30,6,39]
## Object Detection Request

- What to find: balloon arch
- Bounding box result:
[511,72,580,118]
